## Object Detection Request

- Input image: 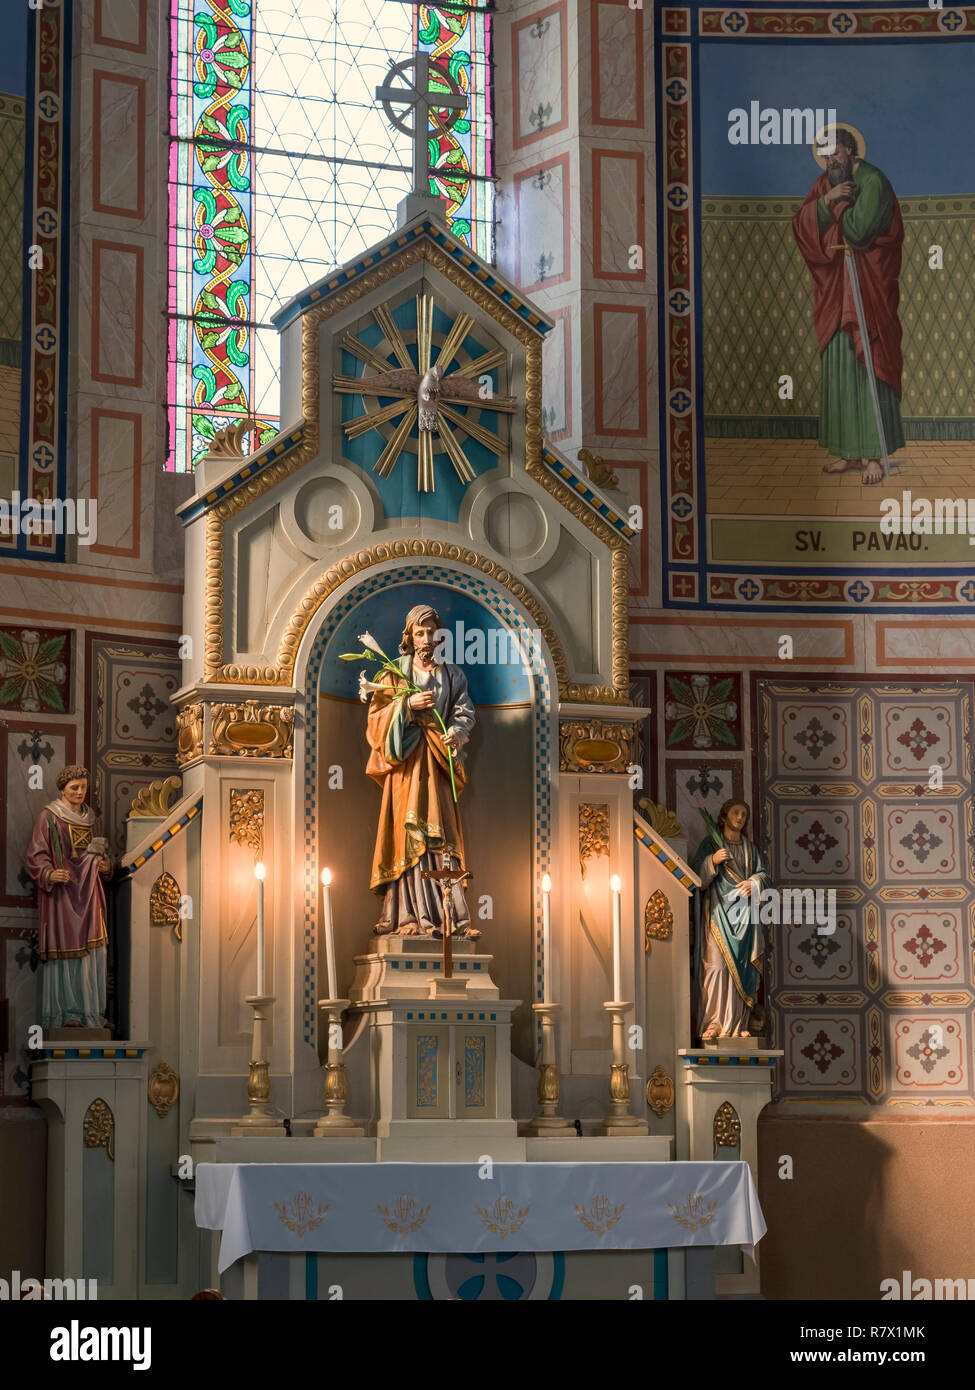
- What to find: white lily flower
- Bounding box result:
[357,631,385,658]
[358,671,384,703]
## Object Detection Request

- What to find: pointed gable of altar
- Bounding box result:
[176,214,636,705]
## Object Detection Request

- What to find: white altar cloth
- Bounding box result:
[196,1161,765,1272]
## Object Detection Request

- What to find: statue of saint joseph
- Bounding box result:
[365,604,476,935]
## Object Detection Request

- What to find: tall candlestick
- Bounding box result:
[610,873,622,1002]
[254,861,266,995]
[541,873,552,1004]
[321,867,337,1000]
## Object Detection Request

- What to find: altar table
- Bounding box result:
[195,1160,765,1274]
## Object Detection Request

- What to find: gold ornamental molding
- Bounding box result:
[210,702,295,758]
[229,788,264,858]
[198,234,630,702]
[578,803,610,878]
[646,1066,675,1118]
[644,889,674,945]
[83,1098,115,1161]
[176,703,204,766]
[148,1062,180,1119]
[129,776,182,819]
[560,718,639,773]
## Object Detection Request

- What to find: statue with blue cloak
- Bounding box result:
[690,799,770,1041]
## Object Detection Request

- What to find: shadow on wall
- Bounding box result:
[758,1106,975,1299]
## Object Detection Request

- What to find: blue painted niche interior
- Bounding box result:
[320,582,532,705]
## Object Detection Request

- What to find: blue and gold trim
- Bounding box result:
[542,450,636,540]
[681,1053,775,1067]
[272,218,554,338]
[35,1046,145,1060]
[634,821,698,891]
[119,799,202,879]
[177,427,306,525]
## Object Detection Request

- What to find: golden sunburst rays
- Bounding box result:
[438,402,505,455]
[333,296,513,491]
[373,303,414,371]
[416,293,434,375]
[374,405,419,479]
[435,309,474,376]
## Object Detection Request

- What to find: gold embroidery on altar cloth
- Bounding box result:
[273,1194,330,1237]
[574,1195,625,1235]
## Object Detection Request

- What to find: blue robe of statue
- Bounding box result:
[690,833,770,1037]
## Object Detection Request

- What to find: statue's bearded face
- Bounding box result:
[62,778,88,806]
[411,617,439,660]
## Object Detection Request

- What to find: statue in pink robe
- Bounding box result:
[25,765,112,1030]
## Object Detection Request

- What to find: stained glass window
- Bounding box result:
[168,1,494,474]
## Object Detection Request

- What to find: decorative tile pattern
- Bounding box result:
[665,757,744,851]
[85,636,180,852]
[663,671,741,750]
[758,679,975,1106]
[1,718,75,907]
[0,627,71,712]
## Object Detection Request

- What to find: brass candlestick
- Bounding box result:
[525,1002,576,1136]
[600,1000,648,1136]
[231,994,285,1135]
[313,998,365,1137]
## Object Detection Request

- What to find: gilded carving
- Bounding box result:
[578,447,619,489]
[638,798,684,839]
[646,1066,676,1117]
[560,718,639,773]
[83,1098,115,1161]
[210,702,295,758]
[176,703,204,766]
[150,871,182,940]
[148,1061,180,1119]
[714,1100,741,1152]
[229,789,264,858]
[199,234,631,702]
[644,889,675,945]
[129,776,182,819]
[610,1061,631,1103]
[205,417,257,458]
[578,803,610,878]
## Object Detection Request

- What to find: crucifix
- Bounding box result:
[421,866,473,979]
[376,51,468,226]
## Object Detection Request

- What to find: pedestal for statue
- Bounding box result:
[349,935,522,1159]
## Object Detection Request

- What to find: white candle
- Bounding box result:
[321,867,337,1000]
[610,874,622,1002]
[541,873,552,1004]
[254,861,266,995]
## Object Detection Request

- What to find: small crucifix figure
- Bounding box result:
[421,866,473,979]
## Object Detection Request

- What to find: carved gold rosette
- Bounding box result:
[210,701,294,758]
[198,234,630,703]
[229,789,264,858]
[83,1098,115,1161]
[559,718,640,774]
[578,803,610,878]
[646,1066,675,1117]
[148,1062,180,1119]
[644,888,675,945]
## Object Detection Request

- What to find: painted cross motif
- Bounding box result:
[794,717,836,761]
[800,1029,845,1075]
[898,820,943,865]
[796,819,839,864]
[905,1028,950,1075]
[896,716,939,762]
[903,923,947,969]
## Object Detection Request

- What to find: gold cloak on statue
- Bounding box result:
[365,668,468,892]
